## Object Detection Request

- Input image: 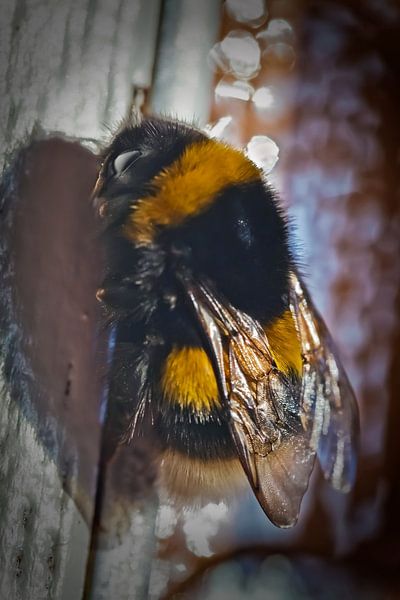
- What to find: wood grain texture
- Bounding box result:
[0,0,161,167]
[0,138,104,599]
[0,395,90,600]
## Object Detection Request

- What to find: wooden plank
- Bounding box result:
[149,0,222,125]
[0,0,162,167]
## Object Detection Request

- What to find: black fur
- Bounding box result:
[160,179,292,323]
[156,401,236,460]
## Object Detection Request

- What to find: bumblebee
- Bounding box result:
[93,115,359,528]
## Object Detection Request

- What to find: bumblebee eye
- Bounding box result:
[109,150,142,178]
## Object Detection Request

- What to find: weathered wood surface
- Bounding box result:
[0,0,162,167]
[0,138,103,600]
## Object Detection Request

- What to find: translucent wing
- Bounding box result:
[184,279,316,528]
[289,271,359,492]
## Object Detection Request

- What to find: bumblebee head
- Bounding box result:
[93,117,207,208]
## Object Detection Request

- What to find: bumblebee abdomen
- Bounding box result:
[265,310,303,375]
[161,346,220,412]
[156,340,236,461]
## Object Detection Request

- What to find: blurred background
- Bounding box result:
[144,1,400,597]
[0,0,399,598]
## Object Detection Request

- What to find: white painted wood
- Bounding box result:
[0,0,162,167]
[150,0,222,125]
